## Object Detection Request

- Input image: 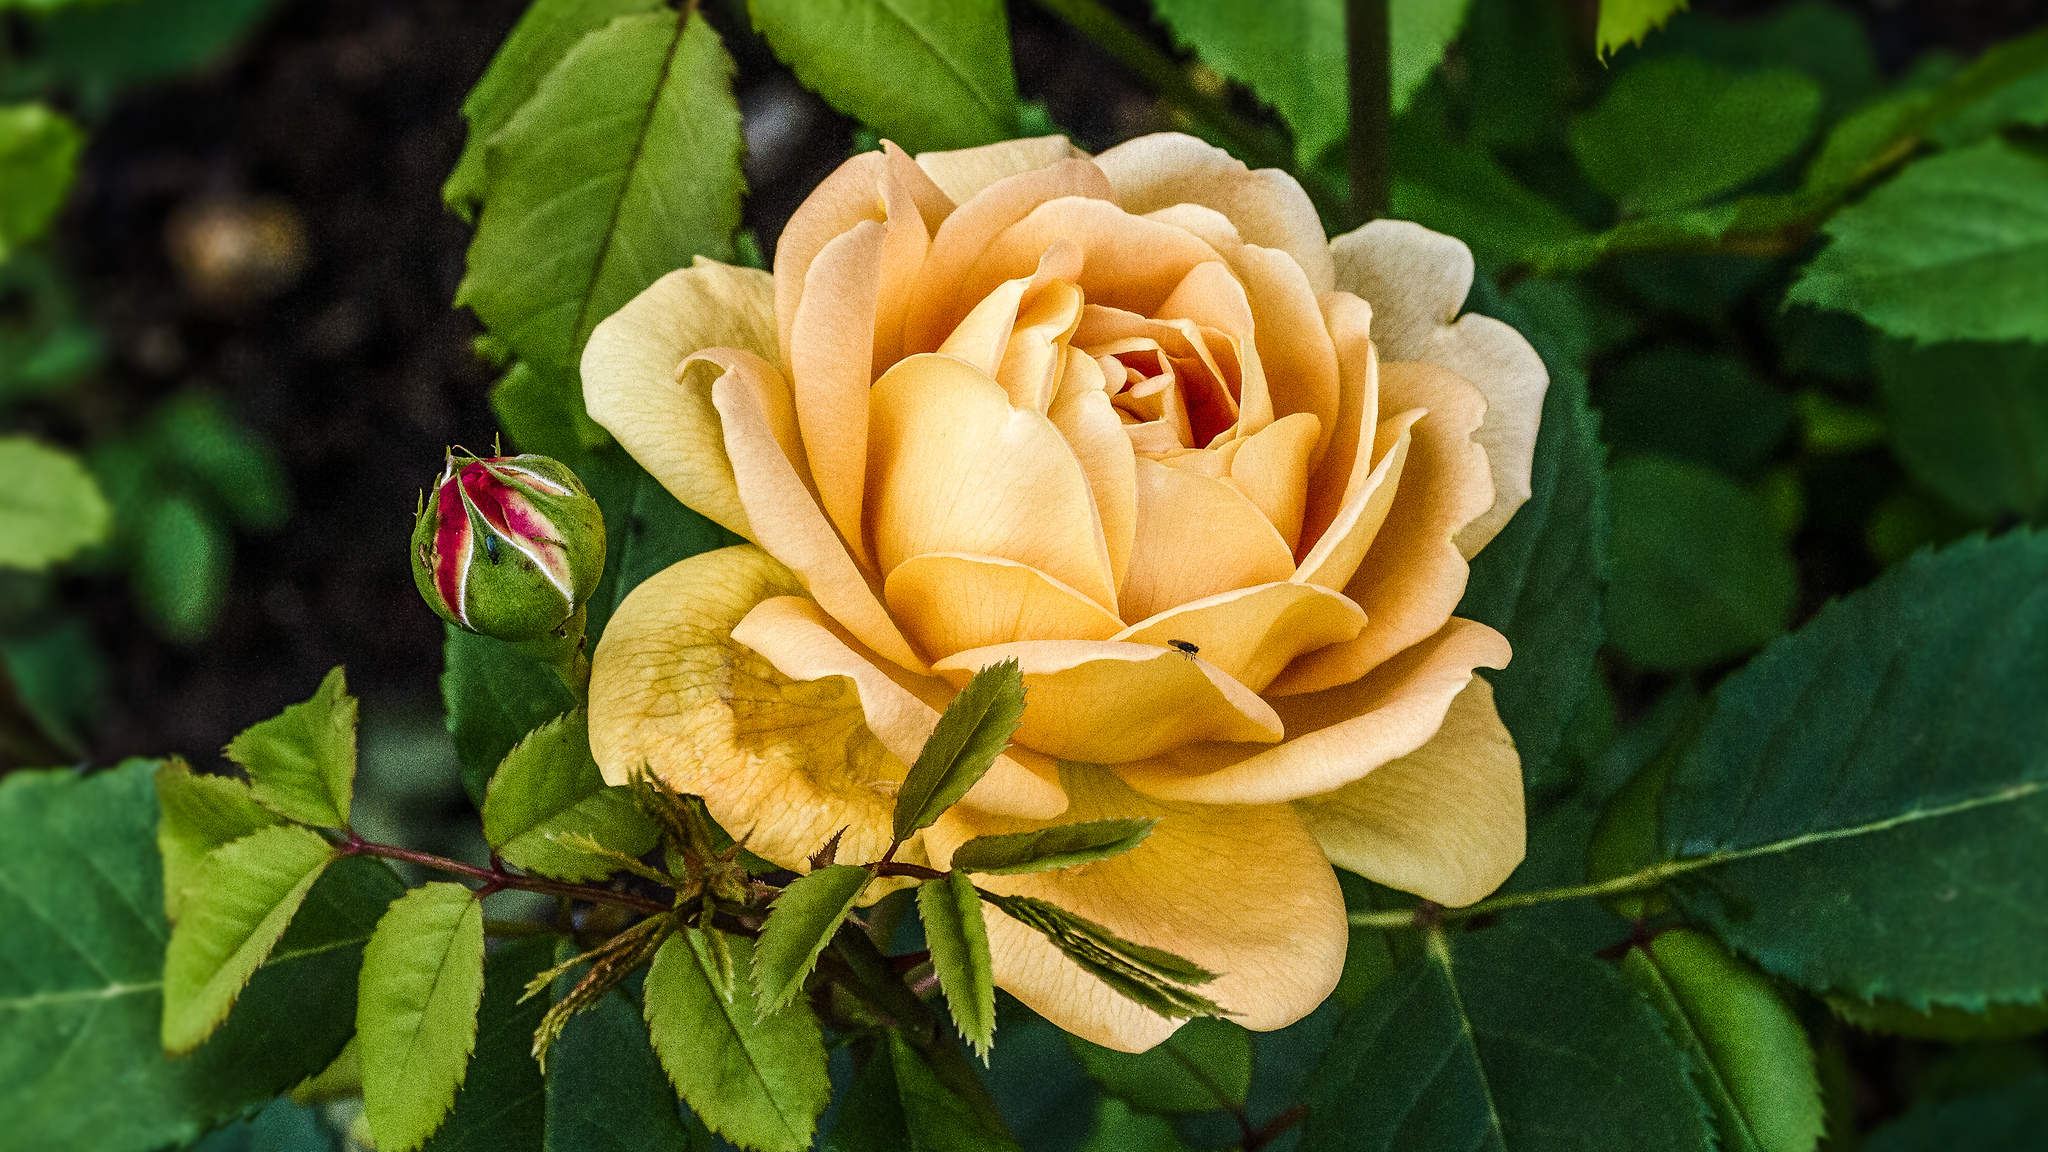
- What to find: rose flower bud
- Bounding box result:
[581,134,1546,1052]
[411,452,605,642]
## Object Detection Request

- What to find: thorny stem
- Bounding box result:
[1345,0,1391,224]
[1349,860,1698,929]
[339,833,673,916]
[1242,1104,1307,1152]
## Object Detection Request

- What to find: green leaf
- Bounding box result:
[225,665,357,827]
[1300,926,1716,1152]
[1605,456,1796,671]
[1078,1098,1189,1152]
[1152,0,1339,169]
[0,104,82,261]
[31,0,274,85]
[643,928,831,1152]
[131,492,231,642]
[981,893,1221,1021]
[0,437,110,570]
[1659,530,2048,1009]
[544,964,703,1152]
[752,863,871,1015]
[1390,0,1476,114]
[1570,57,1820,214]
[0,763,402,1152]
[1876,339,2048,522]
[155,758,285,920]
[1826,993,2048,1042]
[1620,929,1824,1152]
[577,441,742,643]
[443,626,578,807]
[490,361,611,463]
[917,870,995,1057]
[1601,347,1793,479]
[893,658,1025,842]
[1862,1071,2048,1152]
[443,0,668,220]
[162,824,337,1053]
[153,394,291,532]
[748,0,1018,153]
[1788,140,2048,344]
[417,937,549,1152]
[457,8,742,376]
[1390,88,1591,266]
[830,1031,1022,1152]
[358,883,489,1152]
[949,818,1157,876]
[1596,0,1689,59]
[482,709,657,882]
[1066,1017,1250,1115]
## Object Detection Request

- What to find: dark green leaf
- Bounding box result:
[643,929,830,1152]
[1863,1071,2048,1152]
[32,0,274,85]
[1661,530,2048,1008]
[225,665,357,827]
[1876,339,2048,522]
[1077,1098,1187,1152]
[1596,0,1689,59]
[1826,993,2048,1042]
[1300,926,1716,1152]
[1788,141,2048,343]
[752,863,871,1015]
[1391,89,1590,266]
[893,658,1024,842]
[482,709,657,882]
[155,758,285,921]
[0,437,109,570]
[917,870,995,1057]
[949,818,1157,876]
[1606,456,1796,670]
[189,1097,343,1152]
[1650,2,1878,121]
[418,937,550,1152]
[1571,57,1820,214]
[490,361,611,463]
[0,103,82,260]
[458,9,741,376]
[981,893,1220,1021]
[749,0,1017,153]
[577,441,742,643]
[841,1032,1021,1152]
[1620,929,1824,1152]
[1601,347,1793,479]
[1066,1017,1250,1115]
[152,395,291,532]
[359,883,488,1152]
[443,626,578,807]
[546,964,701,1152]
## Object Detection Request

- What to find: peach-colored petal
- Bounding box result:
[915,134,1087,206]
[710,355,929,674]
[587,546,926,869]
[1293,674,1524,907]
[1120,457,1296,624]
[581,259,779,539]
[1265,362,1492,696]
[1048,348,1137,592]
[789,220,885,554]
[1330,220,1548,556]
[883,552,1125,661]
[930,640,1282,764]
[867,354,1118,613]
[995,279,1084,414]
[1228,411,1321,550]
[1152,260,1272,443]
[924,763,1346,1052]
[971,198,1227,334]
[1112,581,1364,694]
[1228,244,1340,457]
[732,595,1067,821]
[1117,618,1511,806]
[1094,133,1335,294]
[1300,292,1378,550]
[1291,409,1418,595]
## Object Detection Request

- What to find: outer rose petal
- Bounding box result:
[914,134,1088,205]
[581,258,778,539]
[1329,220,1548,556]
[1115,618,1511,806]
[1293,675,1524,907]
[925,763,1347,1053]
[884,552,1125,660]
[587,546,927,870]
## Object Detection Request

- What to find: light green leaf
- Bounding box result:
[358,883,488,1152]
[1606,456,1796,671]
[458,9,741,376]
[748,0,1017,153]
[0,104,82,261]
[1877,339,2048,522]
[917,870,994,1057]
[643,929,831,1152]
[1788,140,2048,343]
[442,626,578,807]
[225,665,357,827]
[155,758,285,920]
[0,437,110,570]
[131,492,230,643]
[1571,57,1820,215]
[752,863,871,1015]
[1621,930,1824,1152]
[1390,0,1476,114]
[1863,1071,2048,1152]
[1300,927,1716,1152]
[1596,0,1689,60]
[1660,530,2048,1008]
[482,709,657,882]
[949,818,1157,876]
[443,0,668,220]
[1153,0,1343,169]
[1067,1017,1249,1115]
[893,658,1024,842]
[162,824,338,1053]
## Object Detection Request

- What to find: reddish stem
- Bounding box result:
[340,835,673,915]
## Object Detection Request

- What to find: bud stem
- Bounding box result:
[512,603,591,702]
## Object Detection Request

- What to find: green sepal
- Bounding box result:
[981,893,1220,1021]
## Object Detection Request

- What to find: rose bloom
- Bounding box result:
[583,134,1546,1052]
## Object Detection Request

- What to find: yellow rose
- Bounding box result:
[582,133,1547,1052]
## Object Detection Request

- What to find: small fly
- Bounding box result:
[482,533,502,564]
[1167,639,1199,659]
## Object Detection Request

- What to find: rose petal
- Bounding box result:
[1329,220,1548,556]
[790,219,886,554]
[1291,409,1418,595]
[931,640,1282,763]
[1111,581,1364,694]
[974,197,1227,331]
[924,763,1347,1052]
[995,279,1084,414]
[868,353,1119,613]
[581,259,779,539]
[883,552,1125,661]
[915,134,1087,205]
[1116,617,1511,806]
[1229,411,1321,550]
[1226,244,1340,458]
[1293,674,1524,907]
[1048,348,1137,592]
[1121,457,1296,624]
[1300,291,1378,549]
[732,594,1068,820]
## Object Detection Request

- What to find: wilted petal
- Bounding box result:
[1294,674,1524,907]
[1121,457,1296,623]
[915,134,1087,205]
[884,552,1125,660]
[1112,581,1364,694]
